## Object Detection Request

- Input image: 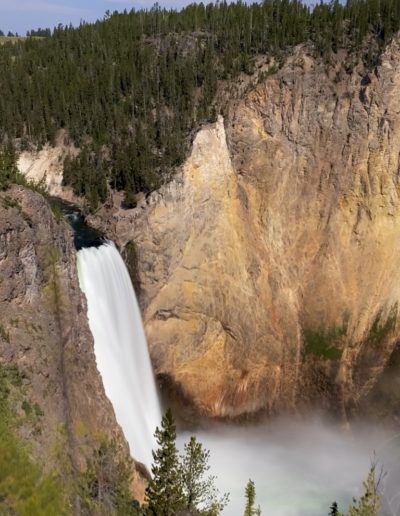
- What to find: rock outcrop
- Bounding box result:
[126,39,400,420]
[0,186,145,499]
[17,132,80,201]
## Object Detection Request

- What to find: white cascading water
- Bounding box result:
[77,242,162,470]
[75,244,400,515]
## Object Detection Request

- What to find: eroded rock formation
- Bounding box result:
[0,186,145,499]
[129,40,400,420]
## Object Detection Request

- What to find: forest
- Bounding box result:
[0,0,400,209]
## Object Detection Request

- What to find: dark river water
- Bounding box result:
[49,197,104,249]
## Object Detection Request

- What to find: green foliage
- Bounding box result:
[180,436,229,514]
[329,501,341,515]
[0,363,24,410]
[327,467,382,516]
[79,440,139,515]
[49,199,65,222]
[0,431,69,515]
[0,145,48,195]
[244,479,261,516]
[0,193,34,227]
[63,149,108,212]
[145,408,185,515]
[43,245,62,308]
[145,410,228,515]
[0,364,69,515]
[0,145,24,190]
[0,0,399,206]
[347,467,381,516]
[303,319,348,360]
[21,399,32,415]
[27,28,51,38]
[366,304,397,349]
[33,402,44,417]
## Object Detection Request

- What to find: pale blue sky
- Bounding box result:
[0,0,188,35]
[0,0,321,36]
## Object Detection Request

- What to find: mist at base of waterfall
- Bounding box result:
[178,417,400,516]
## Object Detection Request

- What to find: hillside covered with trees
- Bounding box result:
[0,0,400,210]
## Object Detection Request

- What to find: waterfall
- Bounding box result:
[77,242,161,470]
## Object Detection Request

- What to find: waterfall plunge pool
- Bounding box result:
[58,200,400,515]
[178,419,400,515]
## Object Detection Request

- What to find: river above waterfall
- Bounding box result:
[49,197,104,249]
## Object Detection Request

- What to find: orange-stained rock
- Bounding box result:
[129,39,400,420]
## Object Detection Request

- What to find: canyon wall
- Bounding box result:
[0,186,145,499]
[128,39,400,420]
[15,38,400,422]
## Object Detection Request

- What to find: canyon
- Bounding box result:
[13,39,400,425]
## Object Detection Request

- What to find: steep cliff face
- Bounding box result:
[128,39,400,420]
[17,132,80,202]
[0,186,144,499]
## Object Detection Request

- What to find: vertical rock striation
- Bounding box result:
[0,186,144,500]
[131,38,400,420]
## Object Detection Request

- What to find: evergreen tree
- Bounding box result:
[347,467,381,516]
[0,364,68,515]
[244,479,255,516]
[0,145,28,190]
[1,0,400,208]
[244,479,260,516]
[329,501,340,515]
[180,436,229,515]
[145,409,184,516]
[79,440,138,515]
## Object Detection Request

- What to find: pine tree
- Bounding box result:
[347,467,381,516]
[79,440,137,515]
[180,436,229,515]
[0,364,68,515]
[329,501,340,515]
[145,409,184,516]
[244,479,260,516]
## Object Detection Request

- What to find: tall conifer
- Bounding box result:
[145,409,184,516]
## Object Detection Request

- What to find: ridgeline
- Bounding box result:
[0,0,400,209]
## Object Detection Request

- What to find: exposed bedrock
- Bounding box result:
[125,39,400,420]
[0,186,145,500]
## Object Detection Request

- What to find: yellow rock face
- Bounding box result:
[133,40,400,419]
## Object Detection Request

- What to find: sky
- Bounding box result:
[0,0,191,35]
[0,0,320,36]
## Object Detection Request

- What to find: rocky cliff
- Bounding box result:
[117,39,400,420]
[0,186,145,501]
[16,38,400,422]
